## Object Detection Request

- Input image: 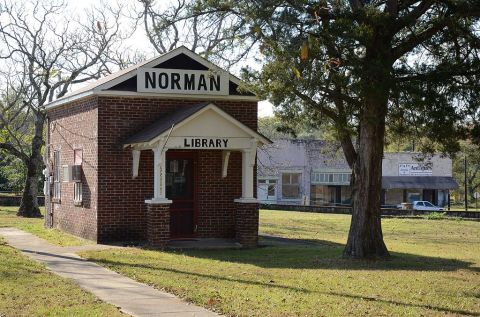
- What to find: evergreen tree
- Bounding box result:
[190,0,480,257]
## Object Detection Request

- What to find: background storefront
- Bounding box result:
[257,140,458,207]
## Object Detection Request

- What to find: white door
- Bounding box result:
[258,183,268,201]
[258,179,277,203]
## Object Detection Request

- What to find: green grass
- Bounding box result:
[0,206,91,246]
[80,210,480,317]
[0,237,124,316]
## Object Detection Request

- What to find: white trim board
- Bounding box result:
[44,90,258,111]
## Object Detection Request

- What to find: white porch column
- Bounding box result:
[235,140,258,203]
[146,144,171,204]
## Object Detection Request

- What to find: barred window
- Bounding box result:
[53,151,61,200]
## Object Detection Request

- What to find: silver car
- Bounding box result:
[412,201,444,211]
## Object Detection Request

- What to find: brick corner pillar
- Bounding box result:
[146,201,171,248]
[234,201,259,248]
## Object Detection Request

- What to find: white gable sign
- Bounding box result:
[137,68,229,95]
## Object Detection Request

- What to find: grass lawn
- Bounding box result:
[0,206,91,246]
[79,210,480,317]
[0,237,124,316]
[449,206,480,212]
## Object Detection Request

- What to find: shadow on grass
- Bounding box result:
[82,246,480,317]
[15,244,478,317]
[84,235,479,273]
[144,235,479,273]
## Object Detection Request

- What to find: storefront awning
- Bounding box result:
[382,176,459,190]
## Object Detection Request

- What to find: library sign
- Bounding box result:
[137,68,229,95]
[398,163,432,176]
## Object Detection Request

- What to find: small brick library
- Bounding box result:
[44,46,270,247]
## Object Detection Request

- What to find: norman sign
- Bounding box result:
[137,68,229,95]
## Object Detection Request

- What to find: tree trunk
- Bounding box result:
[343,65,391,258]
[17,161,42,218]
[343,118,390,258]
[17,113,44,218]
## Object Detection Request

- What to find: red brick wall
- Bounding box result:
[96,96,258,243]
[46,96,98,241]
[235,202,260,248]
[196,150,242,238]
[147,203,170,247]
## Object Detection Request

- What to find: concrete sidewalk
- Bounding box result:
[0,228,219,317]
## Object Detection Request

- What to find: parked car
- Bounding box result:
[412,201,444,211]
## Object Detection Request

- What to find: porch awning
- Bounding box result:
[123,103,209,145]
[382,176,459,190]
[122,102,271,148]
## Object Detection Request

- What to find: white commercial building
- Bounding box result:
[257,139,458,207]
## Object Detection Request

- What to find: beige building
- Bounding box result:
[381,153,457,207]
[257,140,458,207]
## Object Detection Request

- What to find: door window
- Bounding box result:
[166,159,192,198]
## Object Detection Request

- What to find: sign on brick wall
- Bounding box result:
[137,68,229,95]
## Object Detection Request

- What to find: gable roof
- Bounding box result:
[45,46,257,110]
[123,102,271,147]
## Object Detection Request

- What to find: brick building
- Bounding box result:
[44,46,270,247]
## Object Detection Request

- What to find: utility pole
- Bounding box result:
[464,156,468,211]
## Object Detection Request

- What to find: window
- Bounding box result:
[74,183,83,203]
[53,151,61,200]
[73,149,83,204]
[310,185,337,205]
[282,173,301,199]
[268,185,275,196]
[312,172,351,185]
[74,149,83,165]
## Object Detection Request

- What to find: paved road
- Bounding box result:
[0,228,219,317]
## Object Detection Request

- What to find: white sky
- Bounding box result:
[72,0,275,117]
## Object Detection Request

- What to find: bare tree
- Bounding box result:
[0,0,128,217]
[136,0,257,69]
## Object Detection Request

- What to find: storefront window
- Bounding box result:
[340,186,351,204]
[407,190,422,203]
[311,172,351,185]
[282,173,301,199]
[310,185,334,205]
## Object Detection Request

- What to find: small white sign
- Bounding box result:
[164,136,253,150]
[137,68,229,95]
[474,192,479,199]
[398,163,432,176]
